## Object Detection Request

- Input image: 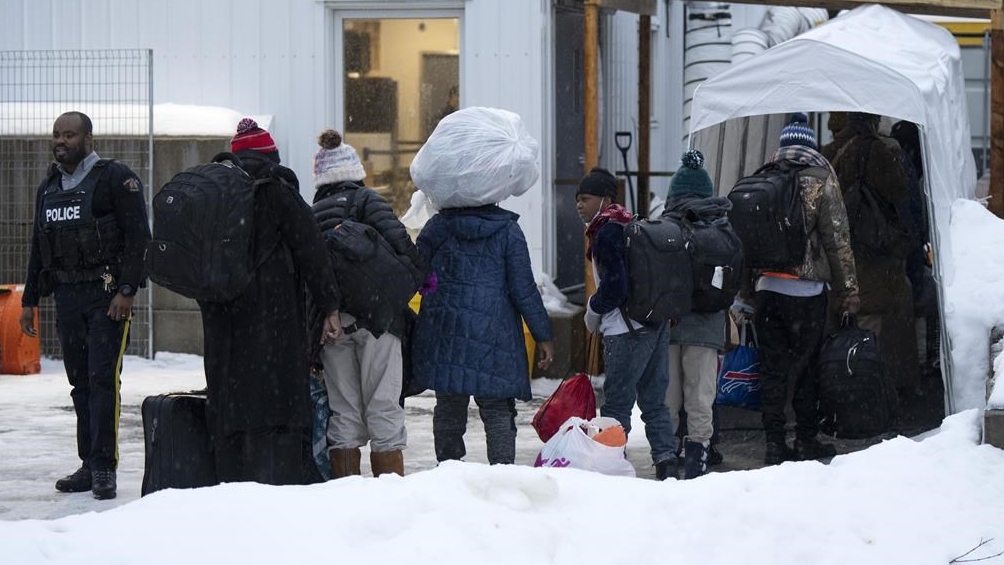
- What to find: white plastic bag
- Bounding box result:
[533,417,636,477]
[401,189,437,240]
[409,107,540,209]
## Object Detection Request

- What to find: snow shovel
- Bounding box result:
[614,131,636,212]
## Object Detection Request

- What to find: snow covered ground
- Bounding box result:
[1,353,1004,564]
[3,200,1004,563]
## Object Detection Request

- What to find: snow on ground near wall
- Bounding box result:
[0,102,271,136]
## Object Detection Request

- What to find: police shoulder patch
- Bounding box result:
[123,177,141,191]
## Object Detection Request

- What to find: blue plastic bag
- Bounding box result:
[309,374,332,480]
[715,322,761,411]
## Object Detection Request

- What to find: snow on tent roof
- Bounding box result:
[688,4,980,413]
[0,102,271,137]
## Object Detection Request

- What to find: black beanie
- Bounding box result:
[577,167,618,199]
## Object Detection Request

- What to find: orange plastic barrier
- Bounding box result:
[0,285,41,375]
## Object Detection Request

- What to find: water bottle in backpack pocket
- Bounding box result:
[817,314,898,439]
[664,210,744,313]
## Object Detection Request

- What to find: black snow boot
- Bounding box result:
[764,441,795,466]
[55,466,92,493]
[655,457,679,481]
[91,468,117,500]
[794,437,837,461]
[707,443,724,466]
[683,440,708,480]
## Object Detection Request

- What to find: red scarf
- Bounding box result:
[585,203,634,257]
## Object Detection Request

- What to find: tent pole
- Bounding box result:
[991,9,1003,218]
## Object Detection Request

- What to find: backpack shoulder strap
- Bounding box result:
[345,186,364,221]
[799,166,829,181]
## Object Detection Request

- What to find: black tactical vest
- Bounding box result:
[38,160,124,282]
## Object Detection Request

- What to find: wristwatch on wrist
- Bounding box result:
[118,284,135,297]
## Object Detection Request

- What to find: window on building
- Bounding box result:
[342,17,460,215]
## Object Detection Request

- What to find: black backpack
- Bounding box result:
[817,315,898,439]
[323,189,424,334]
[834,137,914,259]
[727,161,815,270]
[148,153,268,302]
[622,217,693,323]
[665,209,744,313]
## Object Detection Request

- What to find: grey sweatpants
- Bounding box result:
[320,327,407,452]
[665,344,718,445]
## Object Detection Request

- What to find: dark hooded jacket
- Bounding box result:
[307,180,426,360]
[662,195,730,350]
[412,205,552,400]
[198,150,341,436]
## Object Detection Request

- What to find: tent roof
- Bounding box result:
[690,4,964,133]
[688,3,981,412]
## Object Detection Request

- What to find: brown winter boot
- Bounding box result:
[329,448,362,479]
[370,450,404,477]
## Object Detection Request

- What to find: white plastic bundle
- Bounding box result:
[410,107,540,209]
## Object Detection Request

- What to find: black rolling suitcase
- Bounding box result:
[141,391,219,496]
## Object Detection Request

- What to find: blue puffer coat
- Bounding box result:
[413,205,552,401]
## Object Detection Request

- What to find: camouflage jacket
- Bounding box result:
[759,146,859,300]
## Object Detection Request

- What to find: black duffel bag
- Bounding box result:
[817,314,898,439]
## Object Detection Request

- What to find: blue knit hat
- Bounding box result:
[669,149,713,198]
[779,112,818,150]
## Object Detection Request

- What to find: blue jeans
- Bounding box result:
[601,323,676,465]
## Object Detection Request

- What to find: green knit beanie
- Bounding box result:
[669,149,713,198]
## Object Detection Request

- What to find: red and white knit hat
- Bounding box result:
[231,118,277,154]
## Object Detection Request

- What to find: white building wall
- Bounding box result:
[1,0,555,269]
[461,0,551,273]
[1,0,327,205]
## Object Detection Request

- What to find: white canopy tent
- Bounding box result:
[689,3,979,413]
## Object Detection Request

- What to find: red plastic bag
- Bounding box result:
[532,373,597,442]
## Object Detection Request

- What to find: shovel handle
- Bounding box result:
[615,131,632,152]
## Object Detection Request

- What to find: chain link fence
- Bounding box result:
[0,49,154,358]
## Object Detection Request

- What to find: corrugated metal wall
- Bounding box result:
[602,1,682,208]
[0,0,558,268]
[1,0,328,202]
[462,0,549,271]
[0,0,719,278]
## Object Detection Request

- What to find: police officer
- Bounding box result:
[19,111,151,500]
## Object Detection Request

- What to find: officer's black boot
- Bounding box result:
[55,466,92,493]
[91,468,117,500]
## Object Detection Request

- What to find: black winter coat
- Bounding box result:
[199,151,341,436]
[307,181,425,357]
